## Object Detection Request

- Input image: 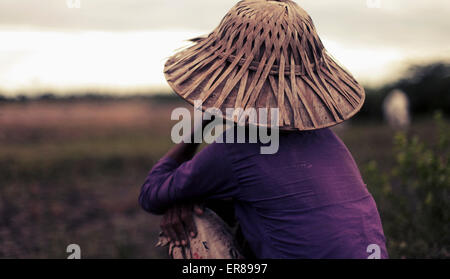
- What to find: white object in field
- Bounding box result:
[155,208,243,259]
[383,89,410,129]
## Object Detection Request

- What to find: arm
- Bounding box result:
[139,118,239,246]
[151,118,209,246]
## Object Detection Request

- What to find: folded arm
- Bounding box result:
[138,120,239,245]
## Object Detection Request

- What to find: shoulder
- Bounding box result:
[299,128,344,145]
[190,140,233,171]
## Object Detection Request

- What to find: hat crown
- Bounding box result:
[210,0,325,75]
[164,0,365,131]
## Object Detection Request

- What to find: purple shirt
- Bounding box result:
[139,128,388,259]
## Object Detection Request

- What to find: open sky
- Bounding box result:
[0,0,449,95]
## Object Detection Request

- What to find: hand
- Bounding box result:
[160,204,204,246]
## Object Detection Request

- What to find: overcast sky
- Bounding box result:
[0,0,449,95]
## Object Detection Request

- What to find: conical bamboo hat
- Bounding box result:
[164,0,365,131]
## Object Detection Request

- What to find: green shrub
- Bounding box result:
[364,112,450,258]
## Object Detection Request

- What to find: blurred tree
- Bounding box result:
[360,62,450,120]
[395,63,450,114]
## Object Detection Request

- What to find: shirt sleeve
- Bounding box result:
[138,142,240,215]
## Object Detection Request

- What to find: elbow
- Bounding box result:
[138,191,150,212]
[138,184,165,215]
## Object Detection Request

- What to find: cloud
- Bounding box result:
[303,0,450,52]
[1,0,448,53]
[0,0,448,92]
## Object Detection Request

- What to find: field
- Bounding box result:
[0,98,443,258]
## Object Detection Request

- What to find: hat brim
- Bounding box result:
[164,42,365,131]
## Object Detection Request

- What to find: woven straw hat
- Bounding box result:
[164,0,365,131]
